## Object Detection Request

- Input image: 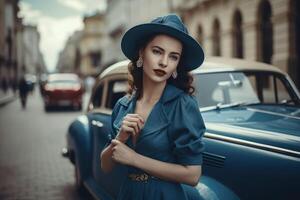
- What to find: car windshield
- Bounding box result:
[46,80,81,89]
[193,71,299,109]
[48,80,79,85]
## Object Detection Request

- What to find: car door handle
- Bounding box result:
[92,120,104,127]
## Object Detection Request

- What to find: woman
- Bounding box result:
[101,14,206,200]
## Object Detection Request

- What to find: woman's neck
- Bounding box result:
[140,77,166,104]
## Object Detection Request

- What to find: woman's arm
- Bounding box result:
[100,132,132,173]
[111,139,202,186]
[134,151,201,186]
[100,143,116,173]
[101,113,144,173]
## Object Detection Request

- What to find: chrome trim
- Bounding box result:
[204,132,300,158]
[195,181,219,200]
[77,115,89,125]
[206,123,300,142]
[246,107,300,120]
[92,120,104,127]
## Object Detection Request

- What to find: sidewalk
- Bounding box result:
[0,89,17,107]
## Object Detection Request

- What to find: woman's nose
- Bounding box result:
[159,55,168,68]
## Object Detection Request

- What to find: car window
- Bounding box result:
[276,77,292,103]
[106,80,127,109]
[249,72,294,104]
[194,72,259,107]
[194,71,297,108]
[261,74,276,103]
[92,83,104,108]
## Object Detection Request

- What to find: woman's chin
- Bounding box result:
[148,76,169,83]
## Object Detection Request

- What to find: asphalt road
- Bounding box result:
[0,89,93,200]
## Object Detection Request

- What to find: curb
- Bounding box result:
[0,95,17,107]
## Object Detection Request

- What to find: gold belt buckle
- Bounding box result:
[128,173,149,182]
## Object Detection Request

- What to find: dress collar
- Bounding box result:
[161,84,184,104]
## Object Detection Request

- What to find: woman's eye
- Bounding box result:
[152,49,161,55]
[170,55,179,61]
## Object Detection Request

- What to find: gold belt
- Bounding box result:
[128,173,156,182]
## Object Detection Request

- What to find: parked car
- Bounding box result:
[62,58,300,200]
[43,73,84,111]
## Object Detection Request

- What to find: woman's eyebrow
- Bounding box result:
[152,45,181,56]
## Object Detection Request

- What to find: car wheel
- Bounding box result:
[44,105,49,112]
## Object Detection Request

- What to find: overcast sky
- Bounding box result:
[19,0,107,72]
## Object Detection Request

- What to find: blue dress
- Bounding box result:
[110,84,205,200]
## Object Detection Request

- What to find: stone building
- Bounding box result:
[56,12,109,77]
[15,16,25,78]
[103,0,172,67]
[56,31,83,74]
[0,0,5,71]
[0,0,19,92]
[21,25,46,76]
[78,12,109,77]
[58,0,173,76]
[173,0,300,89]
[0,0,46,93]
[61,0,300,90]
[103,0,128,65]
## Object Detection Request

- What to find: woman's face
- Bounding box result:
[141,34,182,84]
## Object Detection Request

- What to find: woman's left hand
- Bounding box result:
[111,139,138,166]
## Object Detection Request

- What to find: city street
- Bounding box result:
[0,90,93,199]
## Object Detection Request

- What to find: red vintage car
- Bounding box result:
[43,73,84,111]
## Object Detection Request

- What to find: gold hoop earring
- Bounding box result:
[136,57,143,68]
[172,71,178,79]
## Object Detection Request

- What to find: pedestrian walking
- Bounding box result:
[18,76,29,109]
[101,14,206,199]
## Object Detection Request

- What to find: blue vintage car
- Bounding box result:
[62,57,300,200]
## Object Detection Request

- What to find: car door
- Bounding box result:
[90,77,128,198]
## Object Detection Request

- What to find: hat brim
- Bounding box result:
[121,23,204,71]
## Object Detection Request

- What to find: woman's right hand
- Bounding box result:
[116,114,144,144]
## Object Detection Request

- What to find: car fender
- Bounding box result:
[67,115,92,181]
[194,176,240,200]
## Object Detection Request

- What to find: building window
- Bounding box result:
[74,48,81,71]
[293,0,300,88]
[197,25,204,45]
[90,52,101,67]
[212,18,221,56]
[257,0,273,64]
[232,9,244,58]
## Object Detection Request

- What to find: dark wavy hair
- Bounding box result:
[127,34,195,99]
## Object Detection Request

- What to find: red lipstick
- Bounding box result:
[153,69,166,76]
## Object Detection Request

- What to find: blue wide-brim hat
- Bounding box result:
[121,14,204,71]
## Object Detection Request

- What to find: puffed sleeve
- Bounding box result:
[169,95,205,165]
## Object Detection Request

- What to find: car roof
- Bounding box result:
[98,57,284,80]
[99,60,130,79]
[193,57,283,74]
